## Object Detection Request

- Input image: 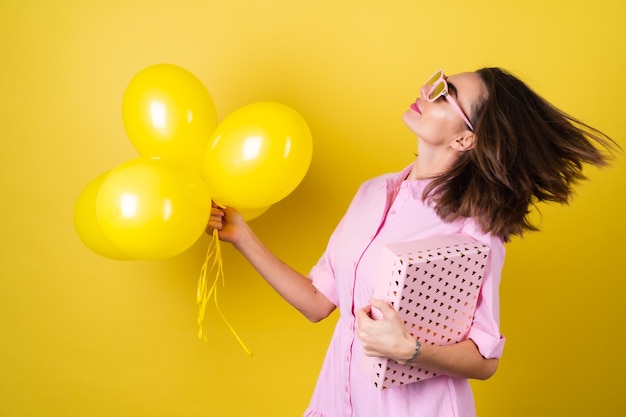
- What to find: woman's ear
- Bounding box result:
[451,132,476,152]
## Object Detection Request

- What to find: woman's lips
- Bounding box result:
[410,101,421,114]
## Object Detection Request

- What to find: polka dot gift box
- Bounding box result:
[361,233,491,390]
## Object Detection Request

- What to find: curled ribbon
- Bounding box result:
[196,228,252,356]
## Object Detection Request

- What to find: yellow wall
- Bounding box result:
[1,0,625,416]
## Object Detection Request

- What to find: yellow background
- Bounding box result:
[1,0,625,416]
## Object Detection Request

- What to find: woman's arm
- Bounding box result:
[356,299,498,380]
[208,205,336,323]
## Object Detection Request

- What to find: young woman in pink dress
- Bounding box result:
[207,67,617,417]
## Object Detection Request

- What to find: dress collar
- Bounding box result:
[384,165,433,200]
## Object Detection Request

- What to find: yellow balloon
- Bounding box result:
[238,205,271,221]
[201,102,313,209]
[96,157,212,260]
[122,64,218,170]
[74,173,133,260]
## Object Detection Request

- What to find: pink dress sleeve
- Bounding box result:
[308,248,339,307]
[462,223,506,359]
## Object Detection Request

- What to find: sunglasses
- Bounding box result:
[424,69,474,131]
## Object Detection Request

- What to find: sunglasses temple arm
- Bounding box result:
[445,95,474,131]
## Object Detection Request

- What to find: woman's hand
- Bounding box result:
[357,299,499,380]
[205,201,335,322]
[206,202,246,245]
[356,299,416,363]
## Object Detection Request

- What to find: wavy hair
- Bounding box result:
[424,67,619,241]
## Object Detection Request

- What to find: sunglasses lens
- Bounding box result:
[427,81,446,100]
[425,70,446,101]
[426,70,443,86]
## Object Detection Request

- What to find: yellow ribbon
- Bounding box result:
[196,228,253,356]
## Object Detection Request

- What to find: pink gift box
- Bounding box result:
[361,233,490,390]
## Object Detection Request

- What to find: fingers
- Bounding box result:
[357,300,406,359]
[206,205,225,233]
[210,201,229,221]
[356,306,385,358]
[205,222,220,234]
[355,305,372,327]
[356,304,372,317]
[356,300,392,324]
[370,299,394,316]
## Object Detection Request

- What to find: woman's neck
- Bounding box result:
[408,158,446,180]
[409,140,460,180]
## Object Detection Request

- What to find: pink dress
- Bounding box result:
[305,166,505,417]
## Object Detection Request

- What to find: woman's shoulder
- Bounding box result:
[460,218,506,255]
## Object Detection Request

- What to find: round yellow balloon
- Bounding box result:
[201,102,313,209]
[74,173,133,260]
[239,205,271,221]
[122,64,218,169]
[96,157,212,260]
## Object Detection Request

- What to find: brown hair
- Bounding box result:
[425,67,619,241]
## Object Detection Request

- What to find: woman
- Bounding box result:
[207,68,617,417]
